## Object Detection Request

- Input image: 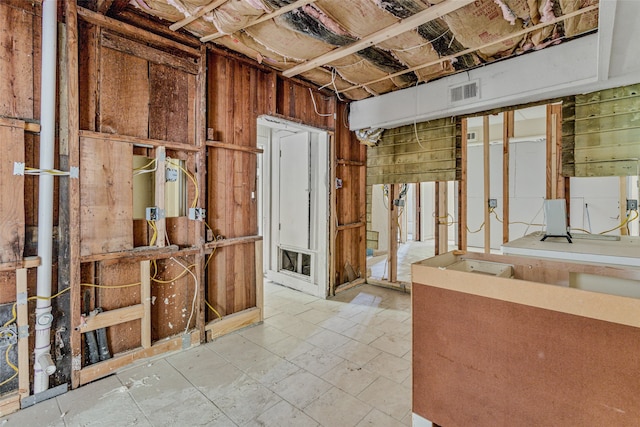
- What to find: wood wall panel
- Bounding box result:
[0,120,25,263]
[207,243,256,318]
[99,47,149,137]
[149,63,192,144]
[80,136,133,256]
[97,259,141,355]
[0,1,37,119]
[276,77,335,130]
[78,21,100,132]
[151,257,195,340]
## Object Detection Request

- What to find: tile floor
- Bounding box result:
[2,282,412,427]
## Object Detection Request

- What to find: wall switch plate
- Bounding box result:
[627,199,638,211]
[488,199,498,209]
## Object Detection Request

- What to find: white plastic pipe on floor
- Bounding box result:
[34,0,58,394]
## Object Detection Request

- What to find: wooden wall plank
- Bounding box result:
[367,118,458,185]
[151,257,194,340]
[0,121,25,263]
[149,63,191,144]
[78,21,100,132]
[97,259,141,355]
[0,2,35,119]
[80,136,133,256]
[99,47,149,137]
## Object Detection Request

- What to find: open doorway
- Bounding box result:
[257,116,330,298]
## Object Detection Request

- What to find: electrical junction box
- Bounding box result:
[145,207,165,221]
[627,199,638,211]
[165,167,178,182]
[488,199,498,209]
[188,207,205,221]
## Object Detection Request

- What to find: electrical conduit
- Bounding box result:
[34,0,58,393]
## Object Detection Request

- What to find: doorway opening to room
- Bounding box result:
[257,116,330,298]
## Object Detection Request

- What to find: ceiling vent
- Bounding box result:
[450,80,479,104]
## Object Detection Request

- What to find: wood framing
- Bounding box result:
[483,116,490,254]
[388,184,398,283]
[0,119,26,264]
[503,110,513,243]
[436,182,448,255]
[458,119,468,251]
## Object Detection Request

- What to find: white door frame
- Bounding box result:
[258,116,330,298]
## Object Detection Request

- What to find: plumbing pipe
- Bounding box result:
[34,0,58,394]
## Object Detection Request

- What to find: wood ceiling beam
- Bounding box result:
[200,0,316,43]
[170,0,229,31]
[282,0,476,78]
[339,4,600,95]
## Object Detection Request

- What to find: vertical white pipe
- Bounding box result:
[34,0,58,394]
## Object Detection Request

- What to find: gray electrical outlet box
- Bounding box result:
[145,207,165,221]
[165,168,178,182]
[627,199,638,211]
[488,199,498,209]
[188,207,206,221]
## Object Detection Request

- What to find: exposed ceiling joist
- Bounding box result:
[200,0,316,43]
[169,0,228,32]
[282,0,476,78]
[339,4,600,95]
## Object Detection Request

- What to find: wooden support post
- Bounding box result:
[195,45,207,336]
[503,111,513,244]
[16,268,29,399]
[620,177,628,236]
[329,133,337,296]
[436,182,448,254]
[458,119,468,251]
[66,0,82,390]
[155,146,166,247]
[414,183,421,242]
[388,184,398,283]
[140,260,151,348]
[255,240,264,320]
[483,116,491,254]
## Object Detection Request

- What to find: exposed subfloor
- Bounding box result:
[2,282,412,427]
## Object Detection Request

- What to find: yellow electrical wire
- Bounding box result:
[0,345,18,388]
[147,220,158,246]
[81,282,141,289]
[167,159,199,209]
[599,210,639,235]
[133,158,157,172]
[204,299,222,319]
[151,263,197,284]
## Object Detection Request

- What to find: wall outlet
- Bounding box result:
[488,199,498,209]
[627,199,638,211]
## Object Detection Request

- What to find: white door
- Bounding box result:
[279,132,310,249]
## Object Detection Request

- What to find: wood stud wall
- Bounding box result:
[0,0,364,404]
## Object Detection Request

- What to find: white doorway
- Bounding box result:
[257,117,329,298]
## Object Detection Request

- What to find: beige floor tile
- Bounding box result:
[56,375,152,427]
[303,387,371,427]
[239,324,291,347]
[260,335,316,361]
[1,396,64,427]
[305,328,353,352]
[209,333,276,370]
[370,318,410,336]
[277,301,314,315]
[245,400,319,427]
[306,298,347,313]
[321,360,379,396]
[203,370,281,425]
[271,370,332,409]
[369,334,411,358]
[291,346,345,376]
[296,308,335,324]
[265,312,302,330]
[375,308,411,323]
[263,305,282,319]
[317,315,357,333]
[363,352,411,384]
[244,353,301,387]
[356,408,407,427]
[280,319,323,340]
[340,323,385,344]
[333,340,382,366]
[357,376,411,421]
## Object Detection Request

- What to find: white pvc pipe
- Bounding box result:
[34,0,58,394]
